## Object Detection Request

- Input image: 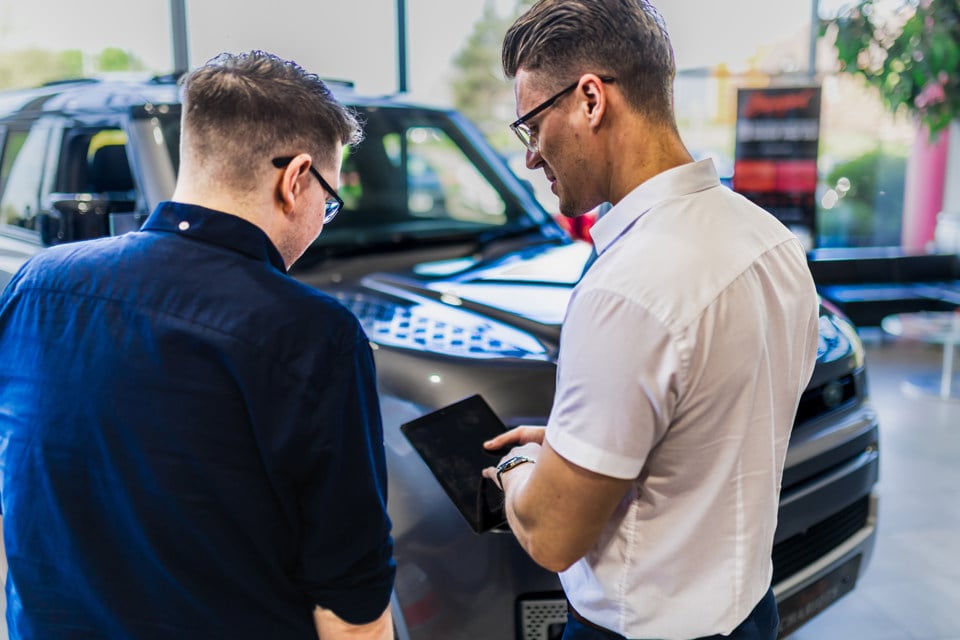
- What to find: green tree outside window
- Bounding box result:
[823,0,959,138]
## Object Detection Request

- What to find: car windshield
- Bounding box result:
[143,103,547,250]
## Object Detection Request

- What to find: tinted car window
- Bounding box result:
[55,128,132,194]
[0,127,46,231]
[380,126,506,224]
[156,104,534,250]
[330,107,522,243]
[0,128,25,191]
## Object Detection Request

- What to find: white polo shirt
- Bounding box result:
[546,160,819,639]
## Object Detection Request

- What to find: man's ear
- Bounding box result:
[579,74,608,131]
[276,154,311,215]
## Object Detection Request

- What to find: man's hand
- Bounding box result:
[313,604,393,639]
[480,426,634,573]
[485,425,546,451]
[481,425,546,486]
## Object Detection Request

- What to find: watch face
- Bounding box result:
[496,455,535,489]
[498,455,531,472]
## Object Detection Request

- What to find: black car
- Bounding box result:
[0,75,879,639]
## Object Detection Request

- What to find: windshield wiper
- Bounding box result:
[474,222,563,253]
[293,222,562,272]
[293,229,479,270]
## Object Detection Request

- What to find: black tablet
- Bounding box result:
[400,394,509,533]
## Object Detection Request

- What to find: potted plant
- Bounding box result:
[823,0,960,251]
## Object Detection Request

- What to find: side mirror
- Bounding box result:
[39,193,139,246]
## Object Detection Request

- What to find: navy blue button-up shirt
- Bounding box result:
[0,202,394,639]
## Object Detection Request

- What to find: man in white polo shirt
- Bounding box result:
[482,1,820,639]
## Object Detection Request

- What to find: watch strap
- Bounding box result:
[496,455,535,490]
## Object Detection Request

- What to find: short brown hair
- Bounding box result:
[502,0,677,126]
[179,50,361,188]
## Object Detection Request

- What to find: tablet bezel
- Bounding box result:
[400,394,508,533]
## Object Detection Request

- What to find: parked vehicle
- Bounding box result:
[0,76,880,639]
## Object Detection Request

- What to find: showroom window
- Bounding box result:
[675,69,913,250]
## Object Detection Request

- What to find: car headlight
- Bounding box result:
[817,315,863,371]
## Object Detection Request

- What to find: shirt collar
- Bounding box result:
[590,159,721,256]
[141,201,287,273]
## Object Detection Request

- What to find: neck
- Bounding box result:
[172,170,286,260]
[605,120,693,205]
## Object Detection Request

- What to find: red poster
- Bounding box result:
[734,86,821,250]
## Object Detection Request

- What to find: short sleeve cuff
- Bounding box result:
[546,424,643,480]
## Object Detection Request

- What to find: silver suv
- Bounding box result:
[0,76,879,639]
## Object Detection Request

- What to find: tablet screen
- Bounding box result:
[400,394,508,533]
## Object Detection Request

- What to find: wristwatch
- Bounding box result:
[496,455,536,490]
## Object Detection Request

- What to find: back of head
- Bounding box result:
[502,0,677,128]
[179,50,362,191]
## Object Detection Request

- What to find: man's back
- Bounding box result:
[0,203,393,638]
[551,161,820,637]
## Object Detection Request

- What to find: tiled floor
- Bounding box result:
[786,333,960,640]
[0,334,957,639]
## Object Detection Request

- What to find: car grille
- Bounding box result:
[517,594,568,640]
[772,496,870,584]
[513,499,870,638]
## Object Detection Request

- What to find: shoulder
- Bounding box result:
[13,236,122,288]
[565,283,673,355]
[256,279,368,358]
[274,278,360,327]
[590,186,800,328]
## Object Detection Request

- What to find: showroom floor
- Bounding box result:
[786,332,960,640]
[0,334,956,639]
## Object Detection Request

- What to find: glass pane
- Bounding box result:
[675,69,913,250]
[0,130,28,194]
[815,76,912,248]
[55,128,131,194]
[0,1,172,88]
[405,126,505,224]
[0,126,49,231]
[322,106,516,246]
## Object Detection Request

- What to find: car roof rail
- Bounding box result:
[149,72,184,85]
[322,78,355,90]
[41,77,100,87]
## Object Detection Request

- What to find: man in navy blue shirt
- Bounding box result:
[0,51,395,639]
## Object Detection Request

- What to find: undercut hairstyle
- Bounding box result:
[502,0,677,127]
[179,50,362,190]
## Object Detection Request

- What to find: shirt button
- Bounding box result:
[178,221,190,231]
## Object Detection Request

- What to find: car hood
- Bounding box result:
[328,237,856,378]
[331,241,595,361]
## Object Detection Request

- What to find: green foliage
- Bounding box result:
[97,48,146,73]
[0,47,146,90]
[820,148,908,246]
[826,148,905,199]
[823,0,960,137]
[450,0,535,145]
[451,2,514,137]
[0,49,84,89]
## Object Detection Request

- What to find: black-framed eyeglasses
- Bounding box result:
[509,76,616,154]
[271,157,344,224]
